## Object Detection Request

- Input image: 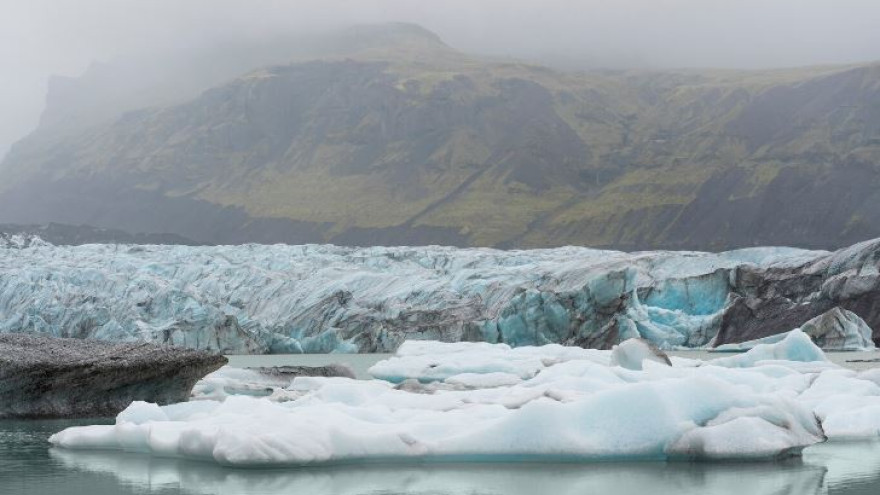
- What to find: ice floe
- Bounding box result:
[51,333,880,465]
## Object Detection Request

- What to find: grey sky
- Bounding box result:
[2,0,879,159]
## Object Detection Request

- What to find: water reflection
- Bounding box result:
[804,442,880,493]
[50,448,830,495]
[4,418,880,495]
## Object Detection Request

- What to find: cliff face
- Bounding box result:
[1,24,879,250]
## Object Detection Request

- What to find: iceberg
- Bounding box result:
[0,333,225,418]
[610,338,671,370]
[50,335,862,465]
[2,237,879,352]
[708,330,831,368]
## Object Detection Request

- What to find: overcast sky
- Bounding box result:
[2,0,879,159]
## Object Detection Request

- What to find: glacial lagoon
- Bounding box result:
[4,351,880,494]
[4,418,880,495]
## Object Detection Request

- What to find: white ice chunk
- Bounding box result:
[368,341,608,383]
[709,330,829,368]
[116,401,168,425]
[610,338,671,370]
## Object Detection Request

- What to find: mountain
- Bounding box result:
[1,24,879,250]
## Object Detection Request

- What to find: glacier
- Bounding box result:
[51,332,880,465]
[714,307,876,352]
[2,235,880,352]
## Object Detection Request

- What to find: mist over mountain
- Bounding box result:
[1,23,879,250]
[5,1,880,159]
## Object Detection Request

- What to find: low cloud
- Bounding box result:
[1,0,878,158]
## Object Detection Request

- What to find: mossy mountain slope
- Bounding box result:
[1,25,879,249]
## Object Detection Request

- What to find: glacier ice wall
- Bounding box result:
[1,237,879,353]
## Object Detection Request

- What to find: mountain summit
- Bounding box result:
[1,24,879,249]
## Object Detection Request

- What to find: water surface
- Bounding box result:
[3,418,880,495]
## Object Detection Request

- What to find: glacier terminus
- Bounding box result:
[1,234,879,353]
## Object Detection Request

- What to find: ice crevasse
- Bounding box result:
[51,331,880,466]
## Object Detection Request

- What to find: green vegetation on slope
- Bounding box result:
[1,24,879,249]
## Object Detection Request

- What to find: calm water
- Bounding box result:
[3,351,879,495]
[3,419,880,495]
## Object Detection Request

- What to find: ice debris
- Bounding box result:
[52,334,880,465]
[191,364,355,402]
[610,338,671,370]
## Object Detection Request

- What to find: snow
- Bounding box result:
[0,239,836,353]
[53,333,880,466]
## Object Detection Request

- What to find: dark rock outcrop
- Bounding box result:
[714,307,875,351]
[0,333,226,418]
[715,239,880,347]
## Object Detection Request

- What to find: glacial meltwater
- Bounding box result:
[3,352,880,495]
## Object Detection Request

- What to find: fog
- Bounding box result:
[2,0,879,159]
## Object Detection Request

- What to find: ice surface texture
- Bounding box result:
[191,364,355,402]
[51,333,849,465]
[3,238,880,352]
[0,333,226,418]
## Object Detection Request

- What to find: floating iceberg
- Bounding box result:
[2,237,879,352]
[0,333,225,418]
[610,338,671,370]
[53,334,877,465]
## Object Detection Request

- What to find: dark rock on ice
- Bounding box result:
[0,333,226,418]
